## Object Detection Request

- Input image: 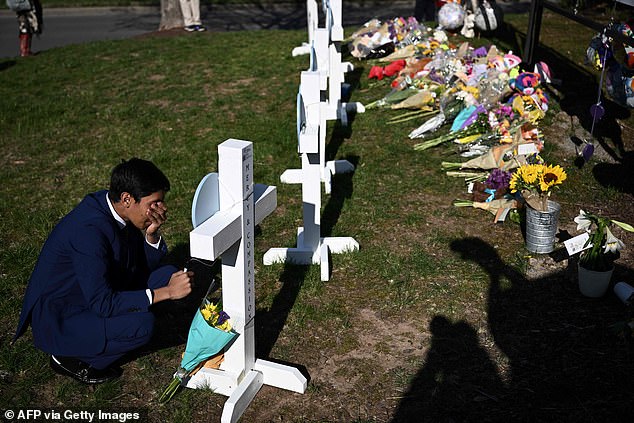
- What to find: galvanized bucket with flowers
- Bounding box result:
[508,161,567,212]
[509,159,567,253]
[573,210,634,297]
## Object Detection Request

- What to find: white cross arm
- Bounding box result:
[254,183,277,226]
[190,183,276,261]
[190,205,242,261]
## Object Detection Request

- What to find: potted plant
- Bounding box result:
[573,210,634,297]
[509,161,567,253]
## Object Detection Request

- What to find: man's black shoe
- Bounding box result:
[50,355,122,384]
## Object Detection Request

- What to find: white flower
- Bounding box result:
[574,210,592,232]
[456,91,468,100]
[604,227,625,254]
[433,30,448,43]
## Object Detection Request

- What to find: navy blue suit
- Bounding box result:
[14,190,175,369]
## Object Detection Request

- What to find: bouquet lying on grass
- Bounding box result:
[159,292,237,403]
[453,169,517,222]
[574,210,634,272]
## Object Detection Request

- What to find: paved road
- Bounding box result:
[0,1,530,58]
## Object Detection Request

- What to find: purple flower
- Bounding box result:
[485,169,512,190]
[494,105,514,120]
[217,311,230,325]
[460,104,487,130]
[428,71,445,84]
[473,46,488,57]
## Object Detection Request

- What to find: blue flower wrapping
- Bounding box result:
[180,309,238,372]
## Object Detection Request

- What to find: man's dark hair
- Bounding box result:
[109,158,170,203]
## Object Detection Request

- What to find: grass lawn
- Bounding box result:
[1,7,633,423]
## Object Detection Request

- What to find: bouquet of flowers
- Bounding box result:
[469,169,512,202]
[574,210,634,272]
[159,294,237,403]
[452,169,516,222]
[509,162,567,211]
[453,197,518,222]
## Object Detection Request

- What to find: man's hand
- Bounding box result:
[146,201,167,244]
[153,270,193,303]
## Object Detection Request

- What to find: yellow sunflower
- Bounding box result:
[521,164,540,185]
[509,171,521,193]
[538,164,567,192]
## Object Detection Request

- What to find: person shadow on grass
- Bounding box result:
[392,237,633,422]
[449,237,632,421]
[390,314,505,422]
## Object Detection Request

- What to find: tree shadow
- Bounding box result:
[204,1,307,31]
[0,60,16,71]
[593,150,634,195]
[392,237,633,422]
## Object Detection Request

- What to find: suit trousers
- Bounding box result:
[76,264,177,369]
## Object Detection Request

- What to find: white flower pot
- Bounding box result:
[577,263,614,298]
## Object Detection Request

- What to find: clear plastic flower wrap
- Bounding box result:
[476,69,512,108]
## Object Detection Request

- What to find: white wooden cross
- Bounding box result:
[282,71,355,193]
[312,27,330,91]
[265,73,359,281]
[309,2,364,127]
[187,139,307,423]
[324,0,344,42]
[292,0,319,57]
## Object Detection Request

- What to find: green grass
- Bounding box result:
[1,9,633,423]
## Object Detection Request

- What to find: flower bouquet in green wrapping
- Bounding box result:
[159,297,237,403]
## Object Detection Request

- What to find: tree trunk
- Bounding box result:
[159,0,184,31]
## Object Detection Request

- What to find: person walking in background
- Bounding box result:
[415,0,437,23]
[178,0,206,32]
[7,0,43,56]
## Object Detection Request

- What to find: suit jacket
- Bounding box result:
[13,190,168,356]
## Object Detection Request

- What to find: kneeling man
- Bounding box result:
[13,158,193,384]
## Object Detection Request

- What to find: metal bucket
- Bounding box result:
[525,200,560,253]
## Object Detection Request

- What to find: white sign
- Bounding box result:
[517,142,539,156]
[564,232,592,256]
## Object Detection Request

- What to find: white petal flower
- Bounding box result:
[433,30,448,43]
[603,227,625,254]
[574,210,592,232]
